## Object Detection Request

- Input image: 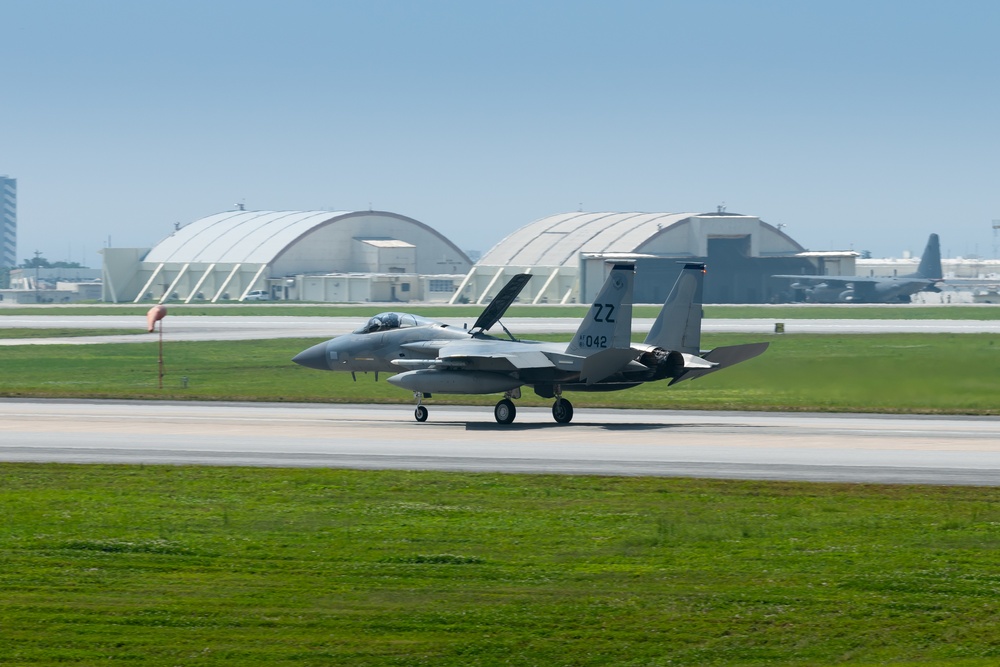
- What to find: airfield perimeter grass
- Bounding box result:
[1,333,1000,414]
[0,328,135,339]
[1,464,999,666]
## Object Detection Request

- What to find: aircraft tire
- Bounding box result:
[414,405,428,422]
[552,398,574,424]
[494,399,516,424]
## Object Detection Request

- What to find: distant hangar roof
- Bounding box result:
[145,210,469,265]
[145,211,345,264]
[477,211,806,268]
[478,212,700,268]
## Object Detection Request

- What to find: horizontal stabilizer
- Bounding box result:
[669,342,769,385]
[578,348,636,385]
[680,353,715,370]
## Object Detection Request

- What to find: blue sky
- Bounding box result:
[2,0,998,267]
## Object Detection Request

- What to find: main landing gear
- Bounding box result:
[550,384,573,424]
[410,388,575,425]
[494,388,574,425]
[552,397,574,424]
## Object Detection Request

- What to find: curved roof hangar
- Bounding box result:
[478,212,700,268]
[145,210,471,267]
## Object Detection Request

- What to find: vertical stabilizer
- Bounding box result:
[643,263,705,354]
[567,263,634,356]
[915,233,942,280]
[566,264,635,383]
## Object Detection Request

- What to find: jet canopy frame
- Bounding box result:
[353,312,439,334]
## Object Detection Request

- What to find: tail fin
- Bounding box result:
[567,263,634,356]
[566,264,635,383]
[915,233,942,279]
[644,263,705,354]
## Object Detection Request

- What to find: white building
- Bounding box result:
[102,210,472,303]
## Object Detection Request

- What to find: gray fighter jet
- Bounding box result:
[773,233,943,303]
[293,263,767,423]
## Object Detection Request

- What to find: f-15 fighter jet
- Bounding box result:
[293,264,767,424]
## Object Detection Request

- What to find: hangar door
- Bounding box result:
[705,235,761,303]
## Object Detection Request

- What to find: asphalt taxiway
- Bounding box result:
[2,400,998,486]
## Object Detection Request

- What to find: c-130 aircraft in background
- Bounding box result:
[293,263,768,424]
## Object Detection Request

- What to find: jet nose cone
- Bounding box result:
[292,341,330,371]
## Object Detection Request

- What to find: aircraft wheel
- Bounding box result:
[414,405,428,422]
[552,398,574,424]
[494,398,516,424]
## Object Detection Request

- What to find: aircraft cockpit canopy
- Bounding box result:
[354,312,436,334]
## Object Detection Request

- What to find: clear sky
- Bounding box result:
[2,0,998,268]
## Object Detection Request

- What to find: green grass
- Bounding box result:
[1,464,998,666]
[2,333,1000,414]
[4,303,1000,319]
[0,328,138,339]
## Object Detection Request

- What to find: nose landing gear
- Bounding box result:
[413,392,429,422]
[494,398,516,424]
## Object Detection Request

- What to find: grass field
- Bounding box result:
[0,328,135,339]
[1,464,998,666]
[4,329,1000,664]
[2,333,1000,414]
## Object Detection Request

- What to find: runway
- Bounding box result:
[3,314,1000,345]
[2,399,999,486]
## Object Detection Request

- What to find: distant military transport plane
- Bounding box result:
[773,233,943,303]
[293,264,768,424]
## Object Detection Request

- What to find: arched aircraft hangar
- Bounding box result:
[101,210,472,303]
[455,211,819,304]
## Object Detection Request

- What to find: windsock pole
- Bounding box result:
[146,305,168,389]
[158,319,164,389]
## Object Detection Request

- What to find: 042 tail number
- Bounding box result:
[578,303,615,347]
[578,334,608,349]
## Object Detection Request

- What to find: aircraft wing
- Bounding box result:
[403,339,557,374]
[470,273,532,333]
[772,275,874,287]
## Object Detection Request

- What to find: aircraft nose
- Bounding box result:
[292,341,330,371]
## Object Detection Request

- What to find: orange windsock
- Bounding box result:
[146,305,167,333]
